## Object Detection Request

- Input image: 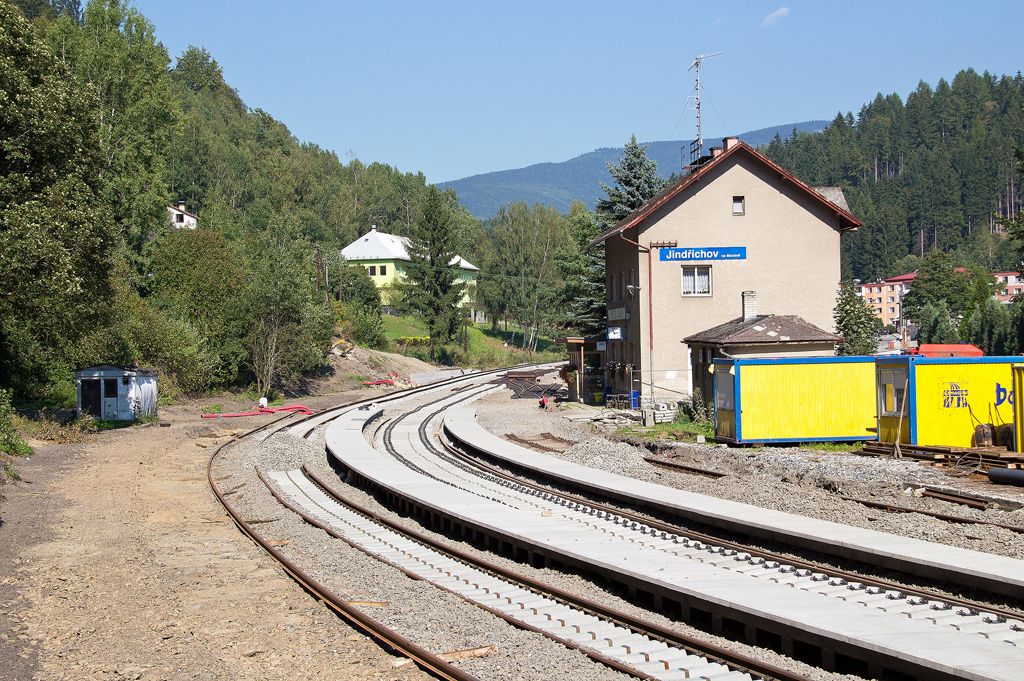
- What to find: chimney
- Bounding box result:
[741,290,757,322]
[370,224,377,231]
[176,200,186,210]
[709,146,723,158]
[723,136,740,150]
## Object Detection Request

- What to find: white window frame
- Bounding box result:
[681,265,713,297]
[732,195,745,216]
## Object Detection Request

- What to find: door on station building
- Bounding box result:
[80,379,102,417]
[102,378,119,419]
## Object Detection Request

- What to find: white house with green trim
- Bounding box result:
[341,225,479,311]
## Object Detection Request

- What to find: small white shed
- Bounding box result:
[76,365,158,421]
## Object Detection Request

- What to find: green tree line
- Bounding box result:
[0,0,448,403]
[763,68,1024,281]
[2,0,624,406]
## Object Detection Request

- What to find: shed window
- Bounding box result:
[714,370,734,410]
[681,265,712,296]
[367,265,376,276]
[879,368,908,416]
[732,196,745,215]
[103,378,118,398]
[175,212,184,223]
[380,265,387,276]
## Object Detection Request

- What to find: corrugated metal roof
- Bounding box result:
[684,314,841,345]
[341,228,479,271]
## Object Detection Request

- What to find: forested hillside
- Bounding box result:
[1,0,443,405]
[762,69,1024,281]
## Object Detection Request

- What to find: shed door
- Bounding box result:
[102,378,118,419]
[81,379,101,417]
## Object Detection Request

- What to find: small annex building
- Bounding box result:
[340,225,480,313]
[167,200,198,229]
[592,136,861,401]
[76,365,158,421]
[684,292,842,402]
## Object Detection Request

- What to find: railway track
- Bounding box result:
[262,466,789,681]
[207,366,536,680]
[316,379,1024,680]
[218,365,1024,681]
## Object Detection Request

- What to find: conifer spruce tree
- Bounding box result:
[398,186,466,361]
[555,202,605,337]
[833,284,880,355]
[596,135,666,226]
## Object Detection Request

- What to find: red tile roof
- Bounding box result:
[591,140,862,245]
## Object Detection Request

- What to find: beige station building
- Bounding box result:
[592,137,861,402]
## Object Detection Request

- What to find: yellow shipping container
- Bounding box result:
[713,357,877,444]
[876,356,1018,449]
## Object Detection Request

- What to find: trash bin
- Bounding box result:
[630,390,640,410]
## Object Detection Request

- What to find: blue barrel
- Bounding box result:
[630,390,640,409]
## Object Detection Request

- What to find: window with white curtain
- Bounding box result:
[681,265,712,296]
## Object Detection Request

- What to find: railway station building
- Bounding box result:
[592,137,861,403]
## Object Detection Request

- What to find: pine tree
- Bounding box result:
[833,283,879,355]
[555,202,605,337]
[398,186,466,361]
[966,298,1012,355]
[596,135,666,226]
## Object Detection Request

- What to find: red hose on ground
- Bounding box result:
[201,404,312,419]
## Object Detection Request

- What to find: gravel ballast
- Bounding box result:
[474,387,1024,561]
[212,407,634,681]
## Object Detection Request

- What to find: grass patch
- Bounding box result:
[616,420,716,441]
[94,419,136,431]
[379,315,563,368]
[12,413,89,445]
[382,315,428,340]
[803,441,866,453]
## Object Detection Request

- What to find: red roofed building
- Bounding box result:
[993,272,1023,303]
[854,273,915,328]
[592,136,860,399]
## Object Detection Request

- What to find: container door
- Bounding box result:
[877,366,910,444]
[102,377,119,419]
[80,379,102,417]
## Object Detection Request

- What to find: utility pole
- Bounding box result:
[686,52,721,166]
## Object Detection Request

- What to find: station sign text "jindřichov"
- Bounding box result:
[658,247,747,261]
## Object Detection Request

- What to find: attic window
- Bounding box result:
[732,196,745,215]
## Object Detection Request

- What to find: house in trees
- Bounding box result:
[592,137,861,402]
[167,200,198,229]
[341,225,479,310]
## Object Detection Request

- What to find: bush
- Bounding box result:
[0,389,32,456]
[351,304,388,350]
[676,389,712,427]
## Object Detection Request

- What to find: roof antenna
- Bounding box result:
[685,52,721,169]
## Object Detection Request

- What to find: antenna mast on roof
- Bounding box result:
[686,52,721,168]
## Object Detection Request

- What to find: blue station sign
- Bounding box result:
[658,246,747,262]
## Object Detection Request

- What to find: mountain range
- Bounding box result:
[439,121,829,219]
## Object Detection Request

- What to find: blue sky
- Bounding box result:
[136,1,1023,183]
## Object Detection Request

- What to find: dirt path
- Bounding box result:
[0,396,428,680]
